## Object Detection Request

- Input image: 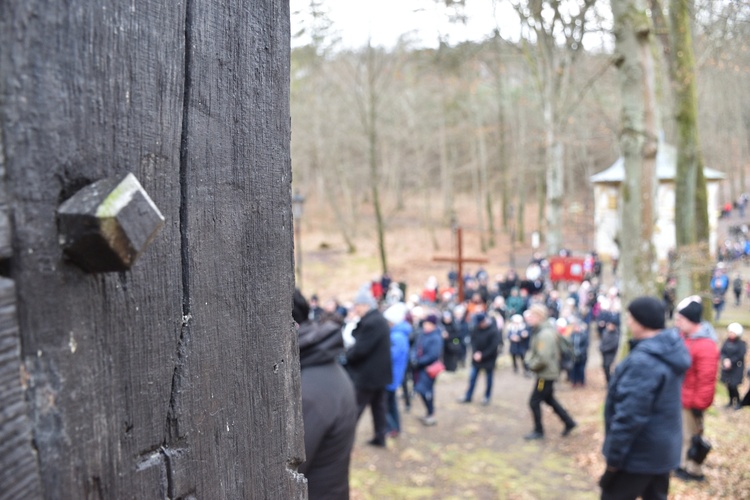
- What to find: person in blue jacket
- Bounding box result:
[600,296,691,500]
[411,313,443,426]
[383,303,412,438]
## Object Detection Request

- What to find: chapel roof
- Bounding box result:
[590,142,726,183]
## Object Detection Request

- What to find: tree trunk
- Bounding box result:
[0,1,306,497]
[669,0,712,304]
[364,44,388,275]
[544,119,565,256]
[474,111,489,252]
[439,92,454,225]
[612,0,660,330]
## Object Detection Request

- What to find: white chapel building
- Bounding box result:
[590,142,725,263]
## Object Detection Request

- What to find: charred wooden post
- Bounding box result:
[0,0,305,498]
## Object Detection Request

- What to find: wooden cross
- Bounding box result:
[433,227,488,303]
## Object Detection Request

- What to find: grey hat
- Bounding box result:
[353,285,377,309]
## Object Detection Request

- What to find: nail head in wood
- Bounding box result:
[57,173,165,273]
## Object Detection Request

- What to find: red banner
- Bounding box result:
[549,256,585,282]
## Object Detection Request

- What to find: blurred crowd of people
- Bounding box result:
[294,252,750,499]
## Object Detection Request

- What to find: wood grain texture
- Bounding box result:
[0,278,43,499]
[0,0,305,498]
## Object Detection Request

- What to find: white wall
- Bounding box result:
[593,180,721,262]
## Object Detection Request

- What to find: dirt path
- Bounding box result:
[350,354,604,499]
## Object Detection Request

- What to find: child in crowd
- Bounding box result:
[720,323,746,409]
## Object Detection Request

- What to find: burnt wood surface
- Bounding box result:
[0,1,305,498]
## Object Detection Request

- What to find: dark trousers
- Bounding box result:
[510,353,525,373]
[465,365,494,401]
[571,360,586,385]
[385,389,400,433]
[529,378,574,433]
[600,471,669,500]
[401,366,413,410]
[602,353,616,385]
[356,388,387,444]
[419,391,434,416]
[727,383,740,405]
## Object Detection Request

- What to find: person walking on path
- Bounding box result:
[569,318,590,387]
[733,274,743,306]
[522,304,577,440]
[599,318,621,386]
[440,309,463,372]
[507,314,531,376]
[599,296,691,500]
[411,313,443,426]
[720,322,746,409]
[345,286,393,447]
[294,290,358,500]
[383,303,412,438]
[673,296,720,482]
[458,312,501,405]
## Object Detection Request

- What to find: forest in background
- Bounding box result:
[289,1,750,282]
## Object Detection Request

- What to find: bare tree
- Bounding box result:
[350,41,392,274]
[611,0,660,313]
[652,0,712,302]
[510,0,601,255]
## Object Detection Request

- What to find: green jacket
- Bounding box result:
[524,322,560,380]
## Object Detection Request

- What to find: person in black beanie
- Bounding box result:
[600,296,691,499]
[674,295,719,482]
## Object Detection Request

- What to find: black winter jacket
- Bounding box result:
[298,320,357,500]
[602,328,691,474]
[470,321,501,370]
[720,338,746,386]
[345,309,393,390]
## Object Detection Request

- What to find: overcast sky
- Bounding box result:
[290,0,520,50]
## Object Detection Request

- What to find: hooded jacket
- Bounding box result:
[602,328,691,474]
[386,320,412,391]
[681,322,720,410]
[298,320,357,500]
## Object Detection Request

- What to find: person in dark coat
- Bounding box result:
[599,319,621,385]
[411,314,443,426]
[294,290,357,500]
[345,286,393,447]
[732,274,743,306]
[440,309,463,372]
[600,296,691,499]
[569,318,590,387]
[453,304,471,368]
[506,314,530,375]
[720,323,746,408]
[458,312,501,405]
